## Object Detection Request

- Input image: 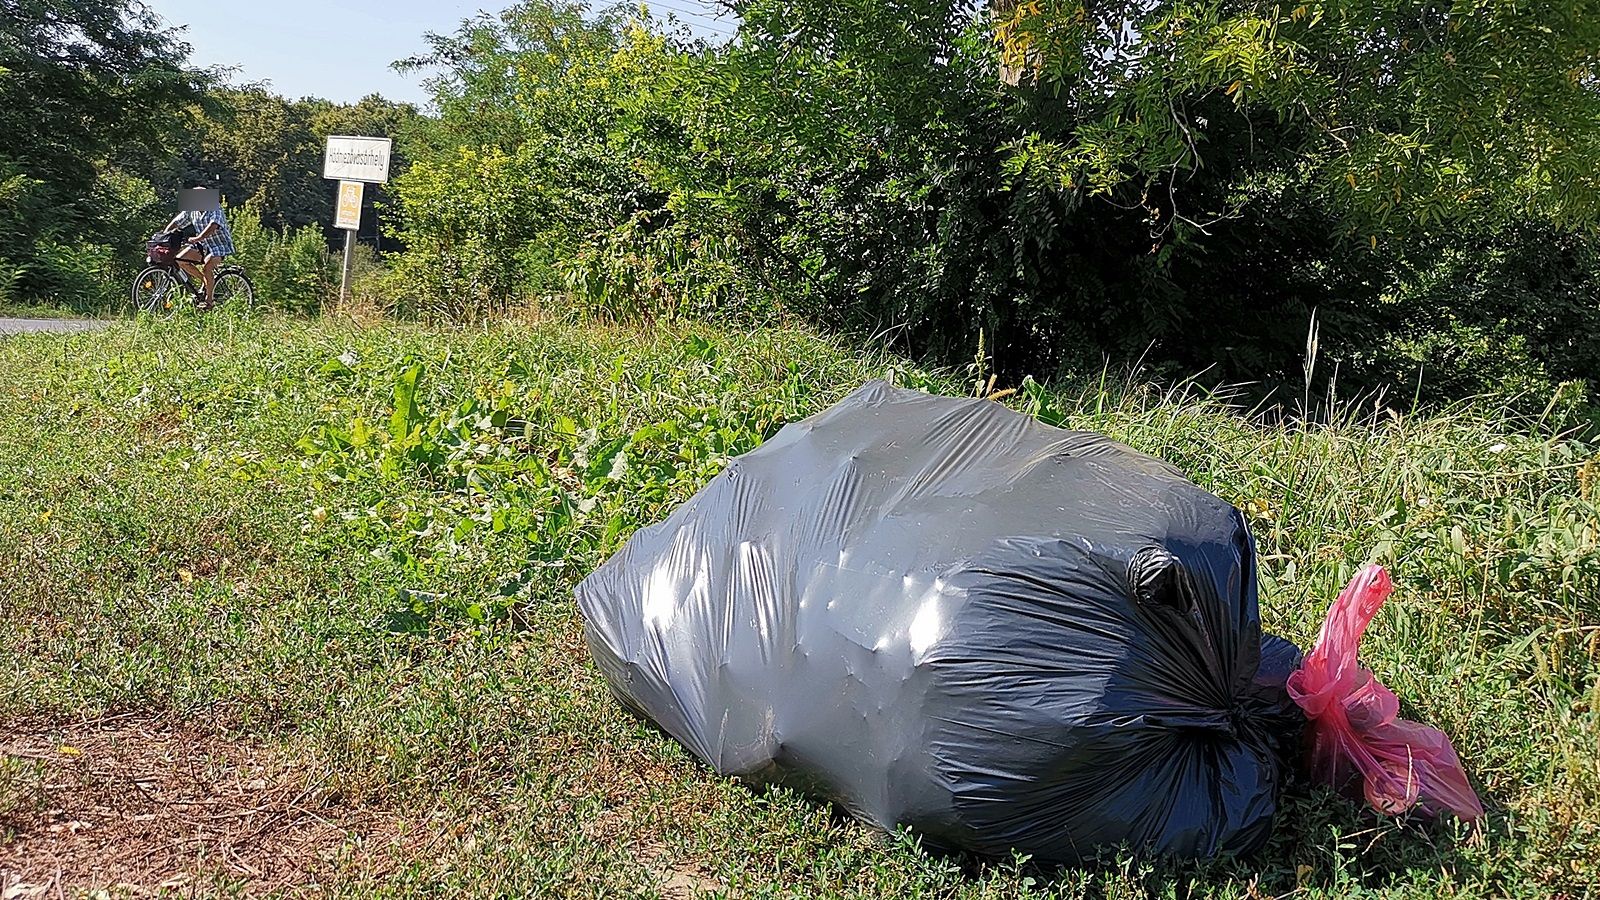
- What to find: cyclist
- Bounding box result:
[164,187,236,308]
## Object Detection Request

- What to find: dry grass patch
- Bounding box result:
[0,715,406,897]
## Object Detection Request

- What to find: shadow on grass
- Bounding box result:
[970,784,1497,897]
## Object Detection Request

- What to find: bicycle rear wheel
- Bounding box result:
[213,268,255,312]
[131,265,179,316]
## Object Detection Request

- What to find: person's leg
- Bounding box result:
[201,254,220,304]
[176,246,204,284]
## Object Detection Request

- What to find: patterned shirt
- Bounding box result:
[182,208,236,258]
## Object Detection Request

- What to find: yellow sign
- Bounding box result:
[335,180,364,230]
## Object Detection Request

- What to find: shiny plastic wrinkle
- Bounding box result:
[577,381,1305,862]
[1285,565,1484,820]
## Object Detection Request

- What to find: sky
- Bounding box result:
[144,1,738,108]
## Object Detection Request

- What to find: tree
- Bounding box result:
[389,2,696,316]
[175,88,321,226]
[997,1,1600,238]
[0,0,210,303]
[177,89,420,236]
[700,0,1600,393]
[389,0,1600,401]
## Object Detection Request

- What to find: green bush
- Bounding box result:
[561,215,779,325]
[227,205,340,313]
[383,147,551,319]
[0,166,133,312]
[385,7,775,323]
[385,0,1600,412]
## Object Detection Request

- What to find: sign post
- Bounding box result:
[322,136,392,304]
[334,180,364,302]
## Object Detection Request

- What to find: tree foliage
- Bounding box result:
[178,88,421,236]
[998,0,1600,235]
[386,4,756,319]
[0,0,210,304]
[388,0,1599,404]
[9,0,1591,406]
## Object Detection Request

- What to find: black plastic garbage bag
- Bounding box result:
[577,381,1305,862]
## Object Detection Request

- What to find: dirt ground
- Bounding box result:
[0,715,402,898]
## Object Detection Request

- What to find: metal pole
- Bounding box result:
[341,227,356,304]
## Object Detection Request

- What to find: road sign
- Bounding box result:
[335,181,364,230]
[323,135,392,184]
[323,136,389,305]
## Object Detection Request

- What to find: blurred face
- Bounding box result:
[179,188,220,212]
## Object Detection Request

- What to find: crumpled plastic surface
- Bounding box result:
[1286,565,1484,820]
[577,380,1305,862]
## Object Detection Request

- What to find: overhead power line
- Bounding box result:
[640,0,740,37]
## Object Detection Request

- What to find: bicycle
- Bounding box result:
[131,229,255,316]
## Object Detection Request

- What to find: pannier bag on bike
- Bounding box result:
[146,232,180,264]
[145,224,196,264]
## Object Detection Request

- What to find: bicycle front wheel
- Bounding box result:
[131,266,179,316]
[213,268,255,312]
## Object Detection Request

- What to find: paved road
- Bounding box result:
[0,318,112,335]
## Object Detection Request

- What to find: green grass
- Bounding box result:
[0,315,1595,897]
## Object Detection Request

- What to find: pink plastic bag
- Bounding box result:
[1285,564,1484,821]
